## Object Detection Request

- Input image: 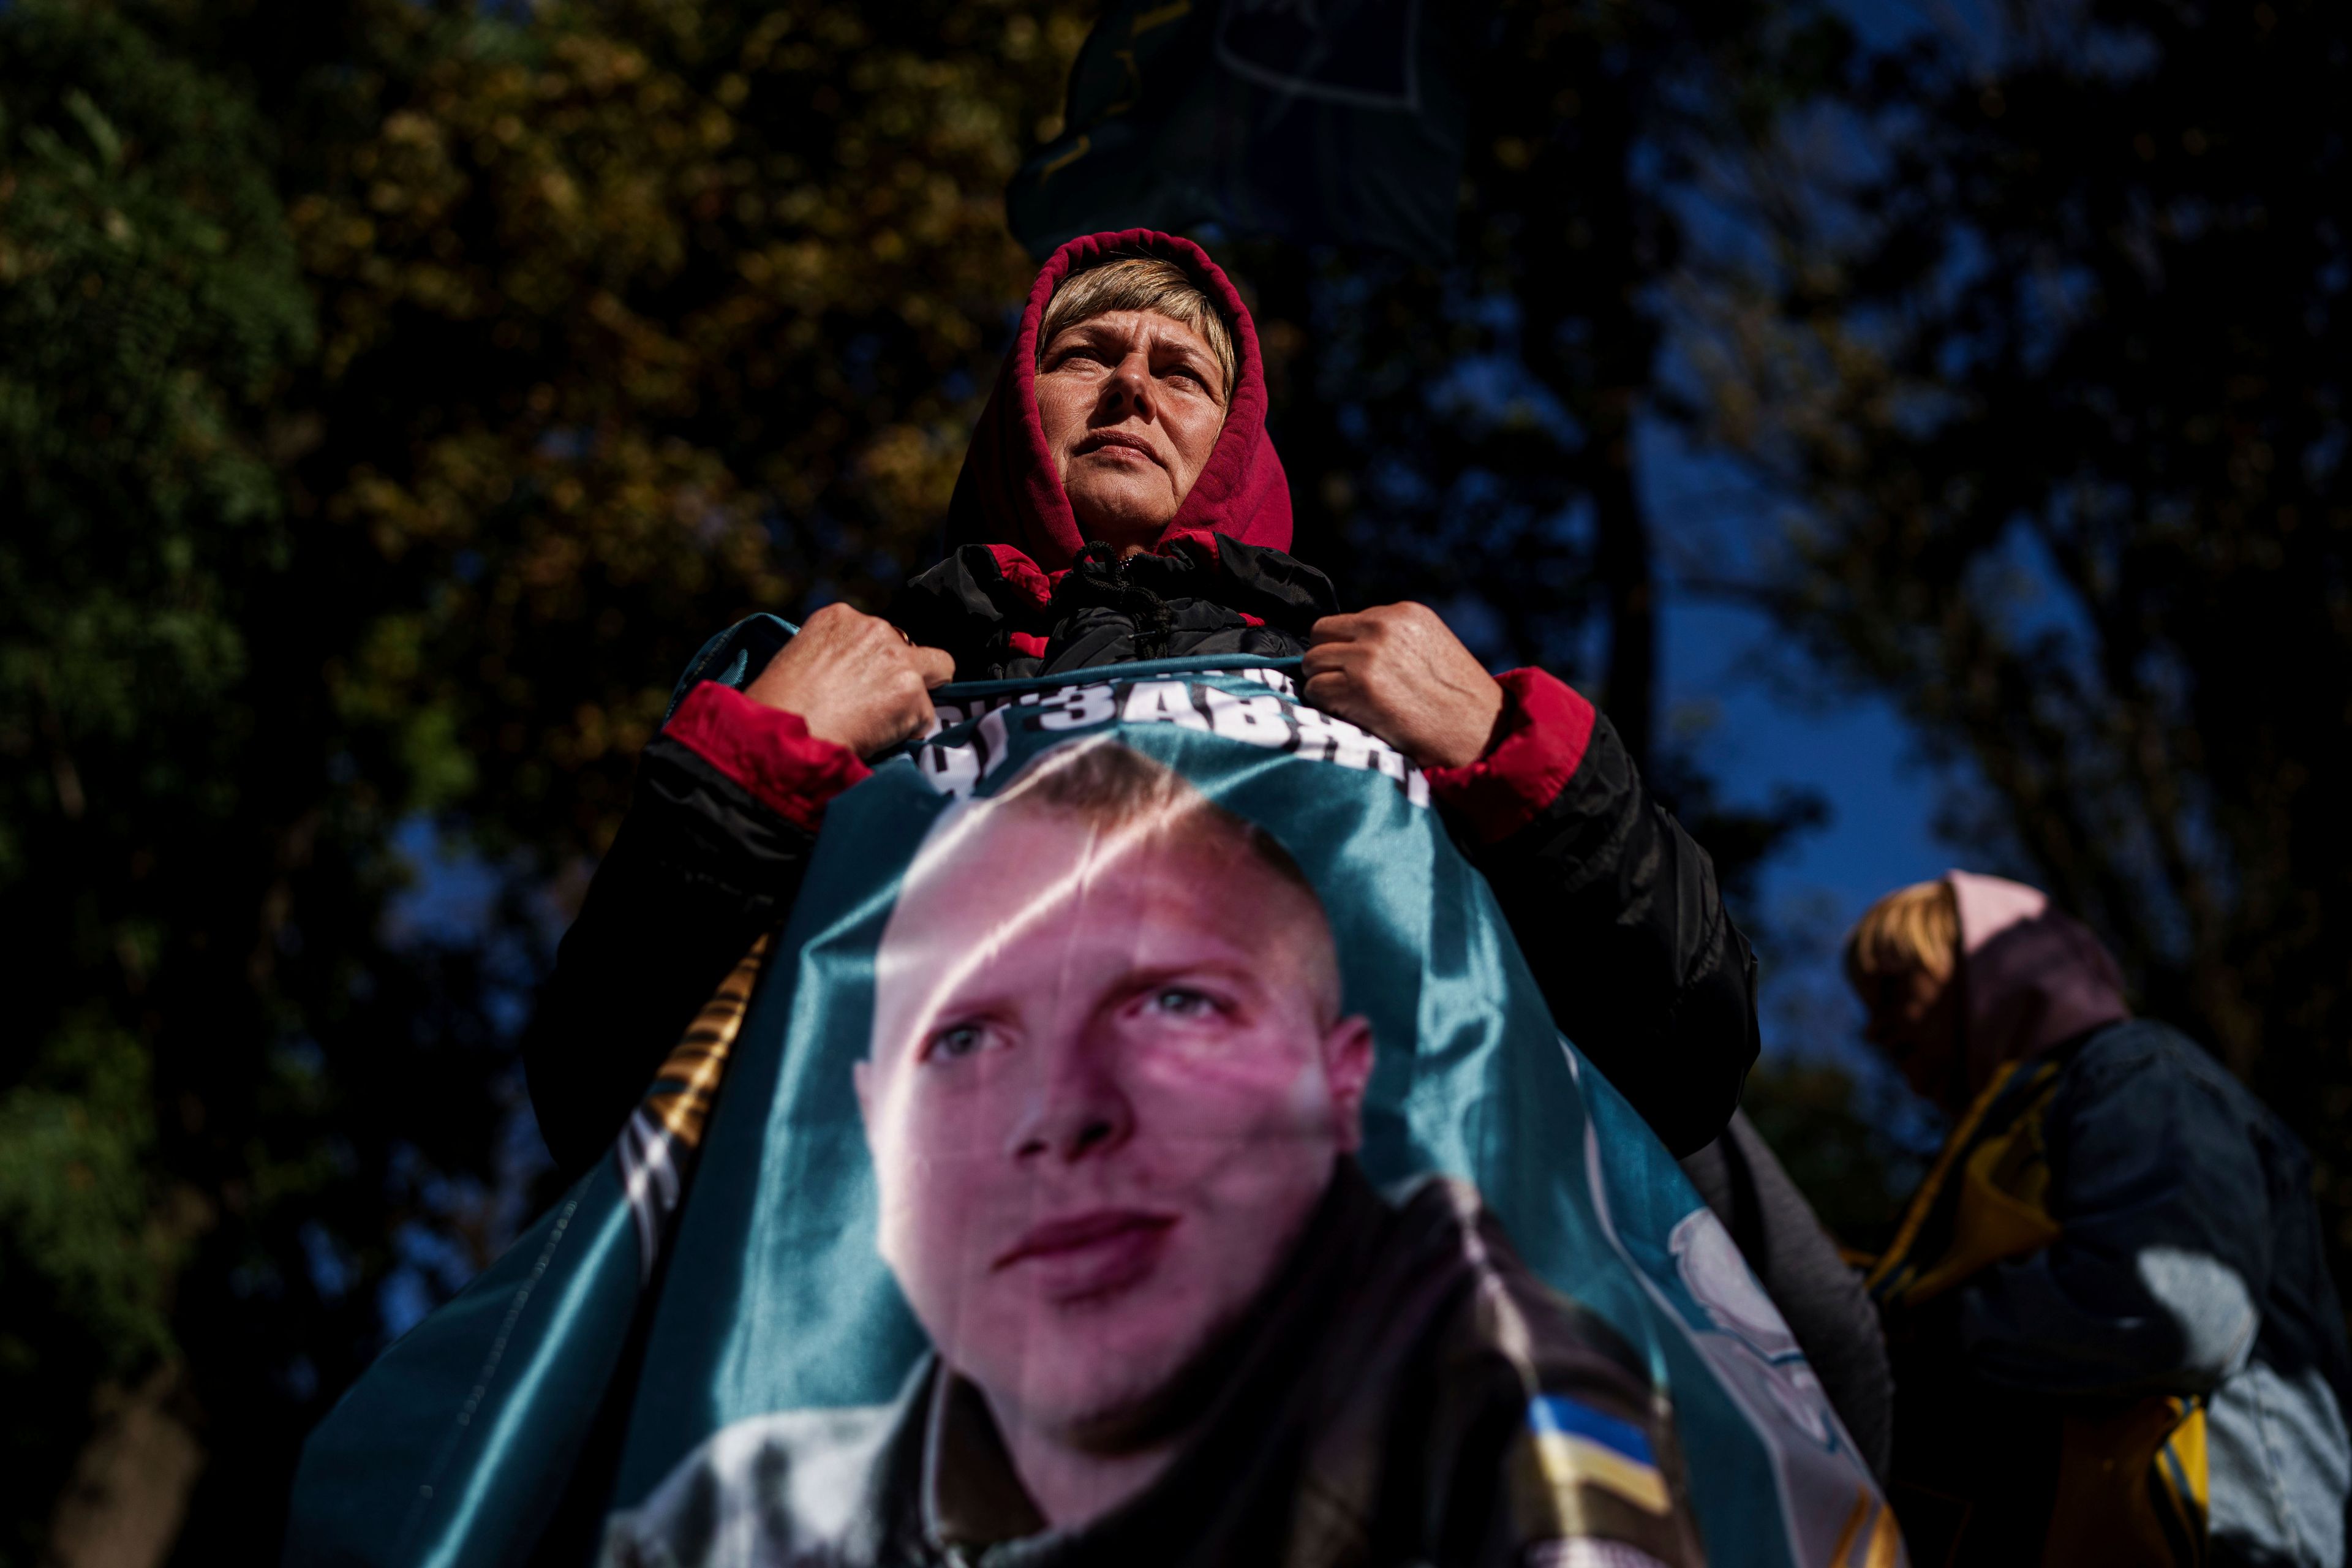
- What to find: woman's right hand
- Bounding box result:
[742,603,956,758]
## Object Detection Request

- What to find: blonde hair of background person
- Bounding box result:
[1844,879,1963,1106]
[1844,880,1958,991]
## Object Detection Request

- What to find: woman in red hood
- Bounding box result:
[522,230,1759,1178]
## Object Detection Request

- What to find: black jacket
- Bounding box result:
[522,542,1758,1176]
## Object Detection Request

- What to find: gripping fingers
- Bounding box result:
[1301,668,1365,724]
[910,645,956,688]
[1307,611,1376,646]
[876,673,935,750]
[1299,639,1354,679]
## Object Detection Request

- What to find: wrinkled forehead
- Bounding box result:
[880,799,1306,962]
[1049,306,1209,350]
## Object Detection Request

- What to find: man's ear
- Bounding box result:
[1322,1016,1376,1152]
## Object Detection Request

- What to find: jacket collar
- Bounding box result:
[911,1164,1383,1559]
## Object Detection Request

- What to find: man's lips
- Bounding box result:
[993,1210,1177,1300]
[1073,431,1165,468]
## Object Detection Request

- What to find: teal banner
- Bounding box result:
[288,652,1901,1567]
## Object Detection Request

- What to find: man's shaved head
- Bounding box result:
[854,739,1372,1474]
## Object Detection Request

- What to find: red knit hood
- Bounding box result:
[943,229,1294,571]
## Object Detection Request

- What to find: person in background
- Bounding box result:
[1849,870,2352,1567]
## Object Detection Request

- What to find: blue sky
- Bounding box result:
[1661,594,1949,918]
[1656,587,1949,1056]
[1637,409,1958,1072]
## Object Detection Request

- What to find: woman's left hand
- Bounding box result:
[1302,603,1506,771]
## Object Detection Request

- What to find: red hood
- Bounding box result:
[943,229,1293,571]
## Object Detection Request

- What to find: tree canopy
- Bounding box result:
[4,0,1083,1557]
[1687,0,2352,1252]
[17,0,2347,1562]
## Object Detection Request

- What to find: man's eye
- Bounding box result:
[1149,987,1221,1019]
[927,1022,990,1061]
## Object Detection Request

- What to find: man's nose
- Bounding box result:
[1009,1037,1134,1164]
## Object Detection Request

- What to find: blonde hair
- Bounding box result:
[1036,255,1238,407]
[1844,880,1959,993]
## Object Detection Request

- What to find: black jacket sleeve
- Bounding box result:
[521,737,818,1180]
[1461,711,1759,1158]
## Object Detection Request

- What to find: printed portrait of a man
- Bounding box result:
[603,739,1706,1568]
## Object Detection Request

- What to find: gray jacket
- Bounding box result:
[1883,1020,2352,1567]
[1681,1109,1894,1481]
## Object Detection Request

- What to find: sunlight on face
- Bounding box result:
[1034,309,1229,555]
[856,801,1370,1444]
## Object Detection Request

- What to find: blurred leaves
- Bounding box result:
[1227,0,1836,1032]
[1235,0,1853,777]
[1,0,1084,1559]
[1,8,314,1556]
[0,1017,180,1385]
[1684,0,2352,1263]
[279,0,1087,856]
[36,0,2351,1559]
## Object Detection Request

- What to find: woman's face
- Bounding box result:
[1861,962,1963,1107]
[1035,308,1228,556]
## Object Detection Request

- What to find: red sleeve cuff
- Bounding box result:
[663,681,870,832]
[1424,668,1597,845]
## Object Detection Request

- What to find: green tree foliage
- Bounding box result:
[0,0,1858,1557]
[1234,0,1849,771]
[1223,0,1835,1008]
[272,0,1089,851]
[2,1,1085,1558]
[1689,3,2352,1249]
[1,7,316,1559]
